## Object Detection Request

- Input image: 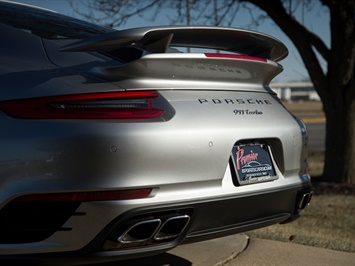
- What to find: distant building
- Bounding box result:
[270,82,320,102]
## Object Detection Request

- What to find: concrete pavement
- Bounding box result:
[117,233,355,265]
[168,234,248,266]
[224,237,355,266]
[113,234,247,266]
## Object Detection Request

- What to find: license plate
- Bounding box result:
[231,143,277,185]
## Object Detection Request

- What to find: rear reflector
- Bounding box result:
[0,91,164,119]
[204,53,267,62]
[13,188,155,202]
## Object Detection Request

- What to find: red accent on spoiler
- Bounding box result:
[204,53,267,62]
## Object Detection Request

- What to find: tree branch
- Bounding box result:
[304,26,330,62]
[242,0,328,98]
[324,0,355,88]
[70,0,164,27]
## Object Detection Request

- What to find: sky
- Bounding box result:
[10,0,330,83]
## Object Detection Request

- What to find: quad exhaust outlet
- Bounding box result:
[117,214,191,244]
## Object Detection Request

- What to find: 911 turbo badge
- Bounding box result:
[233,109,263,115]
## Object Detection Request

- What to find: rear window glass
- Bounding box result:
[0,1,113,39]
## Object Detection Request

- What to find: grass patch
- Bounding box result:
[247,149,355,253]
[307,151,324,177]
[247,194,355,252]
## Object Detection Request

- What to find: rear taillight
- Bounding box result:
[0,91,165,119]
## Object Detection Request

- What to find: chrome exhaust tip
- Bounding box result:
[297,191,313,211]
[154,215,190,241]
[117,218,161,244]
[104,208,194,250]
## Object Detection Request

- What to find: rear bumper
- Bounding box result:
[99,183,312,248]
[185,185,312,242]
[0,182,311,264]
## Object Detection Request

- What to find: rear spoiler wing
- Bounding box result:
[61,26,288,62]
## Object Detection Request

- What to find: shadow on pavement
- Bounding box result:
[94,253,192,266]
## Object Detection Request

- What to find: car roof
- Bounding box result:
[0,0,113,39]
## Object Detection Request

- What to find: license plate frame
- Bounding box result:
[231,143,277,185]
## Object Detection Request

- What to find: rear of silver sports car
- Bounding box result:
[0,3,311,264]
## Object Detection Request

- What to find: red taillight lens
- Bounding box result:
[13,188,155,202]
[0,91,164,119]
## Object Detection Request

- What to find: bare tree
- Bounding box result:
[69,0,247,27]
[71,0,355,184]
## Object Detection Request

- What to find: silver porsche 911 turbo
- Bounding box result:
[0,1,312,264]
